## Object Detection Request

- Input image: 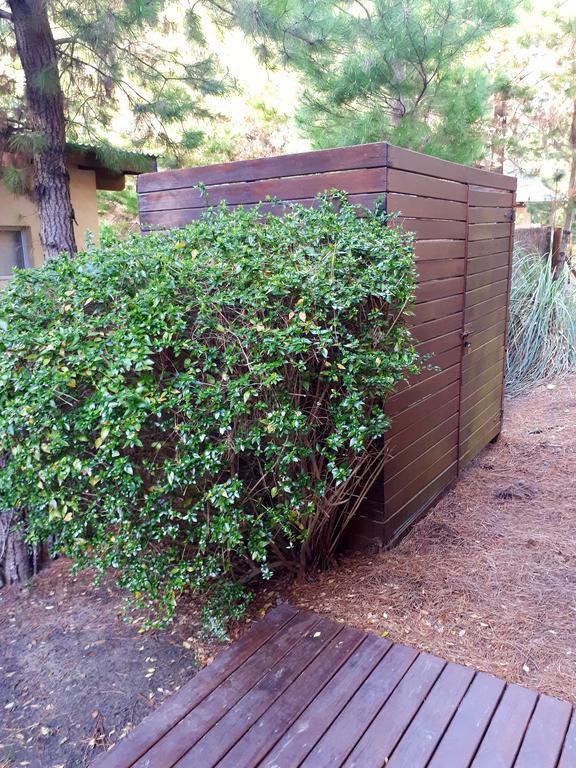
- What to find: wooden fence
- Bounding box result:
[137,142,516,548]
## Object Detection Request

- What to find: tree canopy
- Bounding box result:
[220,0,517,164]
[0,0,225,256]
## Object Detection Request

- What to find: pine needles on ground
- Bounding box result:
[506,246,576,396]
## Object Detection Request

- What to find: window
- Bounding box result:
[0,228,28,278]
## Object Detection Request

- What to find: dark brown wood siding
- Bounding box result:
[136,141,516,549]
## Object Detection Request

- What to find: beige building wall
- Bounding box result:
[0,164,100,287]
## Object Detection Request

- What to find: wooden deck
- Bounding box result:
[93,605,576,768]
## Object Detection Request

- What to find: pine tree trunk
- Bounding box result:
[0,510,44,588]
[8,0,77,259]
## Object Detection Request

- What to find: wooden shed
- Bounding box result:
[137,142,516,549]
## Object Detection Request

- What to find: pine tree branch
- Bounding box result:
[0,8,13,22]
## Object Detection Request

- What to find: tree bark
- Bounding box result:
[7,0,77,259]
[562,96,576,236]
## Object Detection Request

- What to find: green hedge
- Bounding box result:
[0,195,419,631]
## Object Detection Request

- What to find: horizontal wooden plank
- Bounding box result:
[394,218,466,240]
[140,167,387,212]
[467,320,506,353]
[462,337,506,383]
[388,193,467,221]
[466,265,509,291]
[468,187,514,207]
[413,294,463,324]
[387,145,516,190]
[417,259,466,281]
[468,222,512,241]
[417,330,462,357]
[416,276,465,304]
[461,374,504,415]
[385,430,458,498]
[465,291,507,324]
[140,191,390,229]
[459,414,501,467]
[465,278,508,309]
[385,461,458,541]
[387,168,467,202]
[464,305,507,337]
[460,385,503,433]
[468,237,511,258]
[460,358,504,402]
[138,142,388,193]
[415,240,466,260]
[468,206,513,224]
[386,387,460,440]
[389,351,461,408]
[384,413,459,480]
[389,348,461,406]
[460,399,502,444]
[466,249,510,275]
[386,450,458,520]
[410,313,462,344]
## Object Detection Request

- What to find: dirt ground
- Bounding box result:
[0,563,229,768]
[1,376,575,766]
[285,375,576,704]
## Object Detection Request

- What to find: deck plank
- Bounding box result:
[91,607,576,768]
[514,694,572,768]
[174,621,356,767]
[342,653,446,767]
[470,683,537,768]
[131,610,320,768]
[426,672,506,767]
[558,712,576,768]
[215,626,368,768]
[91,603,298,768]
[385,662,475,768]
[259,633,391,768]
[299,643,419,767]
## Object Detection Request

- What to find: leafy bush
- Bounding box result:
[0,195,419,629]
[506,246,576,396]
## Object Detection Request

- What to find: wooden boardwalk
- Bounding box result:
[93,605,576,768]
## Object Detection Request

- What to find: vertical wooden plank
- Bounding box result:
[341,653,446,768]
[130,611,320,768]
[91,605,299,768]
[470,684,537,768]
[426,672,505,767]
[558,711,576,768]
[259,634,391,768]
[514,695,572,768]
[299,643,419,767]
[385,662,475,768]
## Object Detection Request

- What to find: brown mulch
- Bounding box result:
[283,375,576,704]
[1,376,575,767]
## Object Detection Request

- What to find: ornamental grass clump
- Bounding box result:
[0,195,419,629]
[506,246,576,396]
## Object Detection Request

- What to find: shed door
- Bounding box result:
[458,185,515,468]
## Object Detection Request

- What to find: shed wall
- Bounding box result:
[137,142,516,548]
